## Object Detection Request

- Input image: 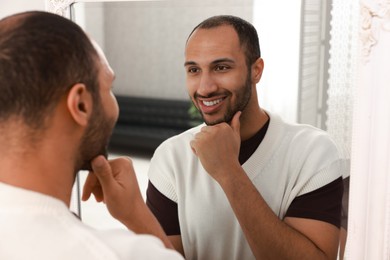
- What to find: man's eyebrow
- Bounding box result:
[184,61,197,67]
[211,58,235,65]
[184,58,235,67]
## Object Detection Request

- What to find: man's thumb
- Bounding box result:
[231,111,241,133]
[91,155,113,185]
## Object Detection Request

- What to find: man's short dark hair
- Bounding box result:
[187,15,261,67]
[0,11,99,130]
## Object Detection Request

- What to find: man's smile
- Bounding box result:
[197,96,227,114]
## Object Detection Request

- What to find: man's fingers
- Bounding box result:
[81,155,114,203]
[81,172,96,201]
[82,171,105,202]
[230,111,241,134]
[91,155,114,186]
[190,140,198,155]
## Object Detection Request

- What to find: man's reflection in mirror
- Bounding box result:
[146,15,350,260]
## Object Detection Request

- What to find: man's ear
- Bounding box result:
[66,83,92,127]
[252,57,264,84]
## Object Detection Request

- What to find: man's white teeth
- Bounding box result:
[203,99,222,107]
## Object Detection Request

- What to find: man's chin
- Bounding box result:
[78,150,108,172]
[203,113,234,126]
[202,112,222,126]
[205,119,224,126]
[79,162,93,172]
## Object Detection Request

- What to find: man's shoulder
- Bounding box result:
[266,111,348,171]
[268,111,335,145]
[91,229,182,259]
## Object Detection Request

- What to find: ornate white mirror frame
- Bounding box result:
[344,1,390,259]
[46,0,390,259]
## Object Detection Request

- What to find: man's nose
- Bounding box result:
[197,72,218,97]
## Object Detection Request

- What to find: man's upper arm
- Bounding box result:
[285,177,344,228]
[146,181,181,236]
[283,177,344,259]
[146,182,185,256]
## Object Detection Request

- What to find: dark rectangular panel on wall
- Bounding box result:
[108,96,202,155]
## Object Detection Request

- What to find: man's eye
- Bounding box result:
[215,65,229,71]
[188,67,199,73]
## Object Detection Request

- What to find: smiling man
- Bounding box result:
[146,15,348,259]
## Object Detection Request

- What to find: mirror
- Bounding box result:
[48,0,354,258]
[48,0,390,258]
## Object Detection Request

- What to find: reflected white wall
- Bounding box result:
[74,2,105,51]
[253,1,301,123]
[0,0,45,19]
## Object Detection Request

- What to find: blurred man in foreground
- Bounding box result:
[0,11,182,260]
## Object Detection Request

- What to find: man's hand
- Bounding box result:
[82,155,176,250]
[82,155,143,224]
[190,111,241,183]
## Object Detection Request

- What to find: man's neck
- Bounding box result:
[0,150,76,207]
[240,106,269,142]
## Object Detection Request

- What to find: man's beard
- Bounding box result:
[76,101,116,171]
[195,69,252,126]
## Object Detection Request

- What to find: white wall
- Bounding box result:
[0,0,45,19]
[253,1,301,123]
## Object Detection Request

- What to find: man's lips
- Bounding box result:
[197,96,226,114]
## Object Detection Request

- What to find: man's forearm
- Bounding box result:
[218,166,338,260]
[120,201,176,250]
